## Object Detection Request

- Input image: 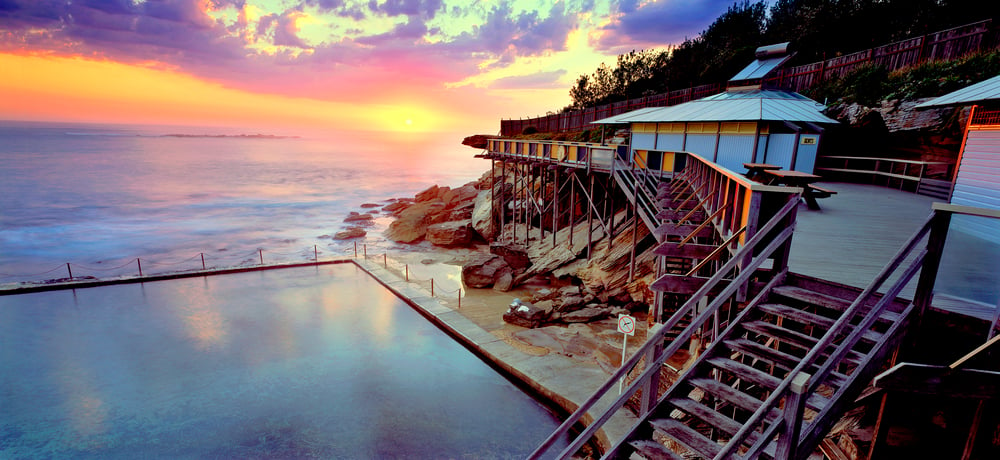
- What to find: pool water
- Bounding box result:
[0,264,565,458]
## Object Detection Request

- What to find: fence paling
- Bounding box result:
[501,19,995,136]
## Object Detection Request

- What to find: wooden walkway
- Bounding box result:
[787,182,997,321]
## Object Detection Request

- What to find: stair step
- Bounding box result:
[722,338,854,388]
[706,357,830,412]
[628,440,686,460]
[689,378,768,414]
[772,285,904,321]
[668,397,741,434]
[757,303,884,344]
[654,222,716,239]
[741,320,867,364]
[656,209,706,221]
[707,357,782,389]
[653,241,718,259]
[659,199,698,210]
[649,418,721,459]
[651,274,726,295]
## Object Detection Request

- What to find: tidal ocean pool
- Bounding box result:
[0,263,566,458]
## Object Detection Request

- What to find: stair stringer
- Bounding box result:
[604,274,917,460]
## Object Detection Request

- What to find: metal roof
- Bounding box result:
[592,89,838,124]
[916,75,1000,108]
[731,42,793,81]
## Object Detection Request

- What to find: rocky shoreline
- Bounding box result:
[334,166,659,332]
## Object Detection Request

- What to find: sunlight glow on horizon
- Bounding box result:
[0,53,497,135]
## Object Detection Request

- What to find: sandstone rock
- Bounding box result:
[559,294,587,312]
[461,254,510,288]
[448,202,475,221]
[461,134,489,149]
[435,186,452,201]
[385,201,446,243]
[559,285,583,297]
[502,299,548,328]
[533,300,556,315]
[493,268,515,292]
[360,203,381,208]
[561,307,609,323]
[491,243,532,271]
[415,185,440,202]
[532,288,557,302]
[426,220,472,247]
[383,200,411,214]
[344,212,374,223]
[471,189,496,239]
[333,227,366,240]
[442,184,479,208]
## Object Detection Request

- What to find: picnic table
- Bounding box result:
[763,169,836,210]
[743,163,782,182]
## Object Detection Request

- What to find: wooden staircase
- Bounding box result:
[530,165,942,459]
[622,276,914,460]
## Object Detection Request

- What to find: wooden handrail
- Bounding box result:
[530,196,799,459]
[677,204,728,248]
[685,226,746,277]
[717,211,938,459]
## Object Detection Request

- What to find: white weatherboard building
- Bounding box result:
[593,43,838,175]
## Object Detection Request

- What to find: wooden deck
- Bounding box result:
[787,182,998,321]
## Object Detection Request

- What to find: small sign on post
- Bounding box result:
[618,314,636,394]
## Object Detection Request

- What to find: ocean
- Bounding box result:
[0,121,489,283]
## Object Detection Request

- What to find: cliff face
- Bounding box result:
[824,98,968,163]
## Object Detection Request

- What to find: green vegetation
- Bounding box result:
[567,0,999,111]
[806,51,1000,106]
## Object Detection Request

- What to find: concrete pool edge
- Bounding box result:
[352,258,638,455]
[0,256,637,454]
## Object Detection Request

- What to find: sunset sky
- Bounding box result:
[0,0,742,136]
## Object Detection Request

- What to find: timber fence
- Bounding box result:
[0,240,466,307]
[501,19,999,136]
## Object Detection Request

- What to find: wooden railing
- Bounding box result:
[815,156,953,192]
[485,138,619,173]
[529,195,801,459]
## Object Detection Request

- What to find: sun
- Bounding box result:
[405,119,413,125]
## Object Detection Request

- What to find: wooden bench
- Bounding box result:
[808,184,838,199]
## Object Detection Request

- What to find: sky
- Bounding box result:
[0,0,743,136]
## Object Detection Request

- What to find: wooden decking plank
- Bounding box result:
[787,182,939,302]
[648,418,721,459]
[628,440,686,460]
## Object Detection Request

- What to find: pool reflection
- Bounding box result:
[0,264,566,458]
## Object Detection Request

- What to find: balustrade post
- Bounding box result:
[639,323,664,415]
[775,372,811,460]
